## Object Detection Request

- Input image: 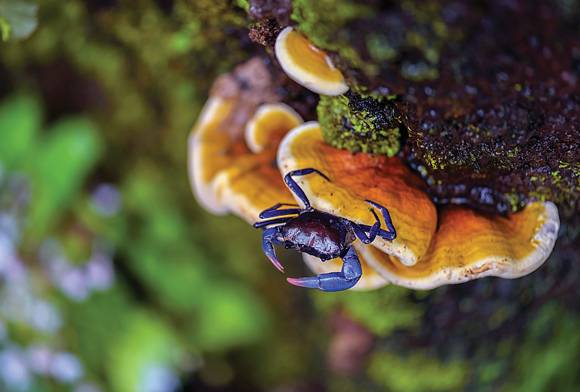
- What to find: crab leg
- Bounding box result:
[253,217,293,229]
[261,227,285,272]
[258,203,299,219]
[351,209,381,244]
[258,208,301,219]
[286,246,362,292]
[361,199,397,241]
[284,168,330,209]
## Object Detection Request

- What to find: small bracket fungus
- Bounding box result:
[277,123,560,289]
[189,96,238,215]
[188,59,297,223]
[275,26,349,96]
[244,103,302,154]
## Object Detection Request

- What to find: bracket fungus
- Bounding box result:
[188,64,390,290]
[277,123,560,289]
[189,47,562,290]
[275,26,349,96]
[188,59,299,223]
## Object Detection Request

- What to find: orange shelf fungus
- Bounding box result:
[359,203,559,289]
[189,101,300,223]
[278,123,560,289]
[275,26,349,96]
[189,96,238,215]
[245,103,302,154]
[190,60,559,291]
[188,59,297,223]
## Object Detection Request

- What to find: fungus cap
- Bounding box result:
[275,26,349,96]
[188,58,306,223]
[245,103,303,153]
[189,98,302,223]
[188,96,237,215]
[277,122,437,266]
[358,202,560,289]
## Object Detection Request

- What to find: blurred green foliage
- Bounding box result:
[368,352,467,392]
[314,287,422,335]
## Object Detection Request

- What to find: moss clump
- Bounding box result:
[317,91,405,156]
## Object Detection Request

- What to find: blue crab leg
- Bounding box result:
[286,246,362,292]
[259,208,302,219]
[351,209,381,244]
[253,217,293,229]
[258,203,299,219]
[261,227,285,272]
[361,199,397,241]
[284,168,330,209]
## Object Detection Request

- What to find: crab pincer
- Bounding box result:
[286,246,362,292]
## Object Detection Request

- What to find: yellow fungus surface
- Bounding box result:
[275,27,348,96]
[190,99,305,223]
[245,103,303,153]
[189,97,247,214]
[359,202,559,289]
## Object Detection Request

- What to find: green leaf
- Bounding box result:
[0,94,41,167]
[25,117,103,239]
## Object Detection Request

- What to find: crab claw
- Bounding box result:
[287,272,360,292]
[287,246,362,292]
[262,227,284,272]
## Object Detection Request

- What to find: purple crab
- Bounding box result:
[253,168,396,292]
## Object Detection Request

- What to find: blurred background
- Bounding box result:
[0,1,579,391]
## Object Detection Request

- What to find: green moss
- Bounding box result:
[317,92,405,156]
[368,352,468,392]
